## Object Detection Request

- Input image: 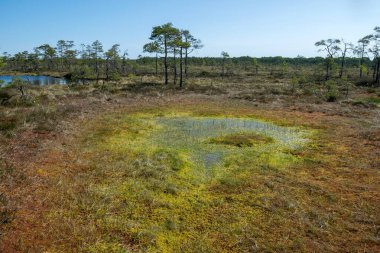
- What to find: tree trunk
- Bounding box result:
[325,60,329,80]
[60,57,63,72]
[155,53,158,76]
[173,48,177,85]
[376,58,380,86]
[122,57,127,76]
[185,47,188,78]
[372,63,376,81]
[359,59,363,79]
[164,38,168,85]
[96,67,99,84]
[95,57,99,84]
[339,51,346,79]
[180,47,183,88]
[359,46,365,79]
[105,58,109,81]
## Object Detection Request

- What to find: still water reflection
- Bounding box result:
[0,75,68,86]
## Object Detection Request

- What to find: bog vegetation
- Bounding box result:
[0,23,379,252]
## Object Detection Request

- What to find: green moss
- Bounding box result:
[43,109,312,252]
[365,97,380,105]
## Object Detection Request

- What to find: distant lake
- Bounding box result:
[0,75,68,87]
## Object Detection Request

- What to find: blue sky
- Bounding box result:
[0,0,379,58]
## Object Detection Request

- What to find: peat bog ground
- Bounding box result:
[0,80,379,252]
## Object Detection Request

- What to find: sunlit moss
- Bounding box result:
[45,110,312,252]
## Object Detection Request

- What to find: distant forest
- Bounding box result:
[0,23,379,86]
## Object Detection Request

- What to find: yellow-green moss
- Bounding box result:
[43,109,312,252]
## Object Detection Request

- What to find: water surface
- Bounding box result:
[148,116,310,170]
[0,75,68,87]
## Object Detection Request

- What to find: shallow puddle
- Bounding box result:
[146,116,309,169]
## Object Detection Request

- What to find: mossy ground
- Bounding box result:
[45,110,310,252]
[363,96,380,105]
[1,97,379,252]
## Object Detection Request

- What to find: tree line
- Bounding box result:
[0,23,203,87]
[1,24,379,86]
[2,40,129,83]
[315,26,379,84]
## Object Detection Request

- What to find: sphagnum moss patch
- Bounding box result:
[59,111,311,252]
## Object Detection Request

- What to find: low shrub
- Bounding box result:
[325,80,339,102]
[209,132,273,147]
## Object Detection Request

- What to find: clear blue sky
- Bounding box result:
[0,0,379,58]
